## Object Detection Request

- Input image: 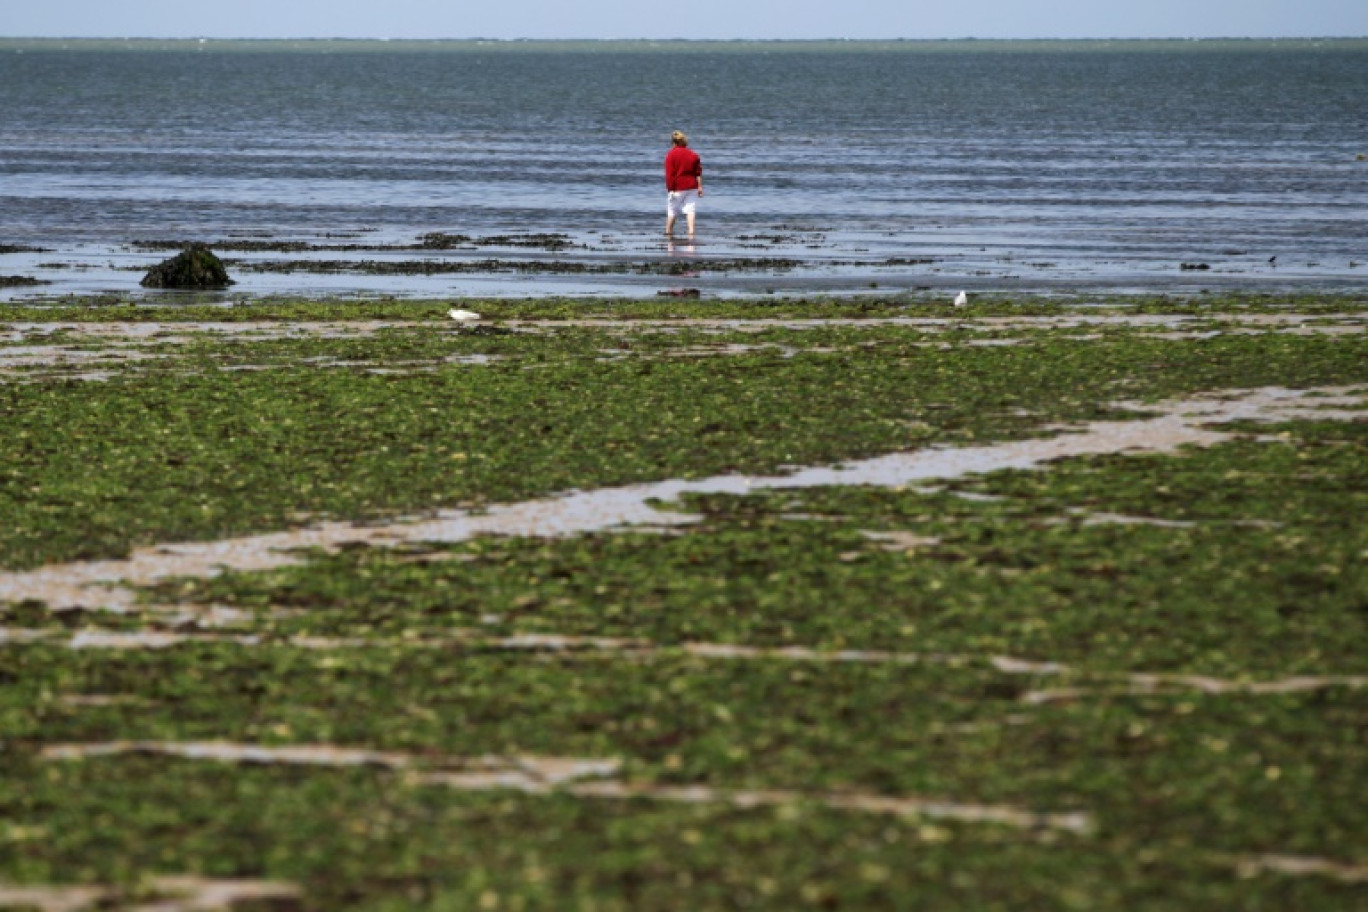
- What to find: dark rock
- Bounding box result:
[657,288,702,298]
[1180,262,1211,271]
[140,243,234,288]
[135,238,310,253]
[418,232,474,249]
[475,233,576,251]
[0,275,47,287]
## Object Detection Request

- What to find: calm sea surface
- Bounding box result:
[2,39,1365,299]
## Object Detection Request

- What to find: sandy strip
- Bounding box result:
[4,312,1366,344]
[501,313,1368,332]
[3,318,1359,386]
[0,854,1356,911]
[1,321,421,344]
[1229,853,1368,884]
[564,781,1093,834]
[0,346,163,368]
[1019,673,1368,704]
[11,626,1365,701]
[39,741,1089,833]
[2,627,645,653]
[0,882,105,912]
[0,876,300,912]
[1,385,1362,616]
[0,346,163,383]
[40,741,621,791]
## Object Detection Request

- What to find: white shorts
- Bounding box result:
[666,189,699,218]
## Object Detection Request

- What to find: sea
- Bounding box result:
[2,38,1366,301]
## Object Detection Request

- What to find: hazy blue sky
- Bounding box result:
[5,0,1367,40]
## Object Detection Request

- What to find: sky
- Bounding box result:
[3,0,1367,40]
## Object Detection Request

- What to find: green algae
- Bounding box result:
[2,646,1365,908]
[3,290,1367,323]
[3,319,1366,571]
[2,295,1366,909]
[11,758,1363,911]
[130,417,1368,678]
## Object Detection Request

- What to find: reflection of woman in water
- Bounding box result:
[664,130,704,238]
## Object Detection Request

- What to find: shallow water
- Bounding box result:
[2,39,1366,300]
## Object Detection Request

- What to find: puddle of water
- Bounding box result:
[2,386,1363,616]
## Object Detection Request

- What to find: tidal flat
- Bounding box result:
[2,293,1366,910]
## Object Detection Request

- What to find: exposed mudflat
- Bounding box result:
[4,386,1359,613]
[4,300,1366,907]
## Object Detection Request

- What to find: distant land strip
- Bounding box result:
[3,37,1367,54]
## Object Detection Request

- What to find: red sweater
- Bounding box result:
[664,146,702,191]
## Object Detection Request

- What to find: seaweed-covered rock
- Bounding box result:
[140,243,234,289]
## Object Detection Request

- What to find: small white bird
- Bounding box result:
[953,291,968,307]
[448,308,481,324]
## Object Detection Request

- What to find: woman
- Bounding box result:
[664,130,704,238]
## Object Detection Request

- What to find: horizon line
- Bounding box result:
[4,35,1367,42]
